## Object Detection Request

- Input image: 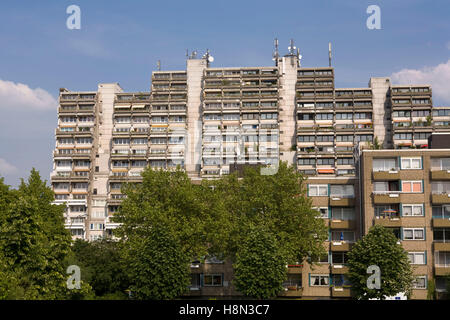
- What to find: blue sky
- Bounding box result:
[0,0,449,186]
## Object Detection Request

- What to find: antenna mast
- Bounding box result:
[272,38,279,66]
[157,60,161,71]
[328,42,332,67]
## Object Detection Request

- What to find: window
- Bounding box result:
[330,185,354,198]
[317,158,334,166]
[331,231,355,242]
[316,135,334,142]
[337,158,354,165]
[332,275,351,287]
[308,184,328,196]
[313,207,329,219]
[402,181,423,193]
[407,252,426,265]
[331,252,348,265]
[431,158,450,171]
[434,228,450,243]
[298,158,316,165]
[336,135,353,142]
[310,275,329,286]
[401,157,422,169]
[435,252,450,267]
[402,204,424,216]
[412,276,427,289]
[403,228,425,240]
[203,274,223,287]
[298,135,315,142]
[432,182,450,194]
[355,134,373,142]
[331,207,355,220]
[394,133,413,140]
[373,181,399,193]
[374,205,400,218]
[432,206,450,219]
[315,113,333,120]
[336,113,353,120]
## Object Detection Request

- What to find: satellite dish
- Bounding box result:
[299,55,303,60]
[208,56,214,62]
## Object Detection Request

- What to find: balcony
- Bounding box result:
[279,286,303,298]
[330,220,355,229]
[433,215,450,227]
[432,193,450,205]
[287,265,303,274]
[331,287,352,298]
[331,264,349,274]
[374,216,402,227]
[330,197,355,207]
[330,241,353,252]
[372,170,400,181]
[435,266,450,276]
[373,192,401,204]
[431,170,450,180]
[434,242,450,251]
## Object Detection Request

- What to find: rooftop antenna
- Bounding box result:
[191,50,198,59]
[328,42,332,67]
[297,48,302,67]
[186,49,189,59]
[157,60,161,71]
[272,38,279,66]
[288,39,296,56]
[203,49,214,66]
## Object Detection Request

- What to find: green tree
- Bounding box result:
[0,169,72,299]
[233,226,287,299]
[206,162,327,265]
[69,239,129,298]
[347,225,414,300]
[121,221,190,299]
[113,167,208,299]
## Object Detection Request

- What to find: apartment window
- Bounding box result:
[434,228,450,243]
[242,113,259,120]
[315,113,333,120]
[308,184,328,197]
[58,138,74,144]
[260,113,278,120]
[331,252,348,265]
[412,276,427,289]
[152,116,168,123]
[355,134,373,142]
[431,158,450,171]
[402,204,424,216]
[310,274,329,287]
[407,252,426,265]
[394,133,413,140]
[150,138,167,145]
[298,158,316,165]
[337,158,354,165]
[414,132,431,140]
[330,185,354,198]
[433,109,450,117]
[76,137,92,144]
[332,275,351,287]
[401,157,422,169]
[403,228,425,240]
[298,135,315,142]
[373,181,399,193]
[203,274,223,287]
[313,207,329,219]
[316,135,334,142]
[115,117,131,123]
[298,113,314,120]
[435,252,450,267]
[89,223,104,231]
[336,135,353,142]
[113,160,128,167]
[401,181,423,193]
[432,206,450,219]
[73,182,88,189]
[317,158,334,166]
[335,113,353,120]
[331,231,355,242]
[168,136,184,144]
[374,205,399,218]
[431,182,450,194]
[331,207,355,220]
[131,160,147,167]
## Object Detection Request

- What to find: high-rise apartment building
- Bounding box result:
[51,45,450,299]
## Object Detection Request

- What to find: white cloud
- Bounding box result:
[0,158,18,176]
[0,79,57,110]
[391,60,450,105]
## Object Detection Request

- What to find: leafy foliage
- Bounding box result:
[347,225,414,299]
[0,170,72,299]
[233,226,287,299]
[69,239,130,297]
